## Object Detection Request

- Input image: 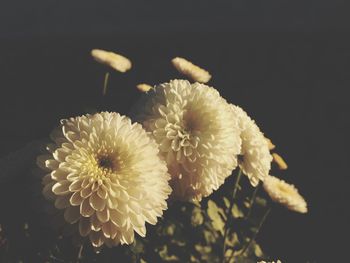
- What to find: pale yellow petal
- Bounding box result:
[80,198,94,217]
[89,192,106,211]
[64,206,80,224]
[272,153,288,170]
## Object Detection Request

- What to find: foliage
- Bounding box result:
[0,168,273,262]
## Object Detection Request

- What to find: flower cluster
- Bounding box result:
[34,51,308,261]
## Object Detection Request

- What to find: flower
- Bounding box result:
[171,57,211,83]
[263,175,307,213]
[136,83,153,93]
[231,105,273,186]
[135,79,241,201]
[91,49,132,72]
[37,112,171,247]
[272,153,288,170]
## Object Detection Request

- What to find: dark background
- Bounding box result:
[0,0,349,262]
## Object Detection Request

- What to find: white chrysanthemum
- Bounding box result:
[231,105,273,186]
[172,57,211,83]
[263,175,307,214]
[136,79,241,201]
[91,49,132,72]
[37,112,171,247]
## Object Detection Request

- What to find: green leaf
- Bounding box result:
[190,255,200,263]
[231,204,244,218]
[243,200,250,208]
[253,243,264,257]
[191,207,204,226]
[158,245,179,261]
[223,197,230,209]
[207,200,225,235]
[226,232,240,248]
[255,197,267,207]
[203,229,217,244]
[224,248,233,258]
[165,223,176,236]
[194,244,212,254]
[130,238,144,254]
[195,244,218,262]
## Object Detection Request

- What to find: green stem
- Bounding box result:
[240,206,272,256]
[232,169,243,200]
[103,72,110,96]
[245,184,260,219]
[222,169,243,263]
[76,244,84,263]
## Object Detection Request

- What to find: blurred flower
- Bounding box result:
[231,105,273,186]
[171,57,211,83]
[137,83,153,93]
[37,112,171,247]
[91,49,132,72]
[136,79,241,201]
[272,153,288,170]
[263,175,307,214]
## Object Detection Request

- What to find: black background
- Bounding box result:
[0,1,349,262]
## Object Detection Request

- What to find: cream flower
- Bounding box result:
[263,175,307,213]
[231,105,273,186]
[136,83,153,93]
[171,57,211,83]
[37,112,171,247]
[91,49,132,72]
[135,79,241,201]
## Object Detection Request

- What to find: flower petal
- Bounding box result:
[52,181,70,195]
[89,193,106,211]
[64,206,80,224]
[79,217,91,237]
[80,198,94,217]
[70,191,84,206]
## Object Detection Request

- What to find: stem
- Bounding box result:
[240,207,272,256]
[76,244,84,263]
[103,72,110,96]
[222,169,243,263]
[245,184,260,219]
[232,169,243,200]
